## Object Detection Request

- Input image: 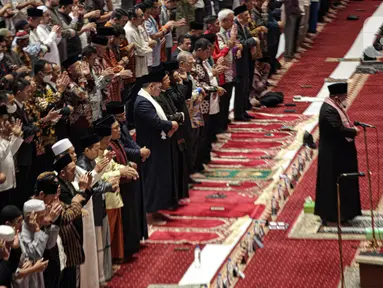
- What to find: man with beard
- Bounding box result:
[134,68,179,225]
[106,102,149,255]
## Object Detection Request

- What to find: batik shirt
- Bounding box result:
[24,83,62,155]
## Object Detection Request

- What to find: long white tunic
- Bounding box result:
[36,24,62,66]
[0,135,23,192]
[124,21,153,78]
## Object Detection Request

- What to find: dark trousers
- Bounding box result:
[12,166,32,210]
[195,114,211,171]
[318,0,331,22]
[218,82,234,132]
[59,266,77,288]
[0,188,12,211]
[234,76,249,119]
[166,47,172,61]
[260,92,284,107]
[284,14,301,59]
[309,1,320,33]
[190,127,201,173]
[208,113,220,141]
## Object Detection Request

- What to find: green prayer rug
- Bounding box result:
[204,169,272,180]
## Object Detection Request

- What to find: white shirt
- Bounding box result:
[125,21,153,78]
[36,24,62,66]
[0,135,23,192]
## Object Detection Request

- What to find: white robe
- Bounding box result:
[0,135,23,192]
[36,24,62,66]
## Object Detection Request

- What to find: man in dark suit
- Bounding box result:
[234,5,258,121]
[134,68,179,225]
[12,78,39,210]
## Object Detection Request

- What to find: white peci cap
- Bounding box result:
[51,138,73,156]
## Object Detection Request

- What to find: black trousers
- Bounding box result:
[195,114,211,171]
[0,188,12,212]
[234,76,249,119]
[218,82,234,132]
[12,165,32,210]
[190,127,202,173]
[260,92,284,107]
[59,266,77,288]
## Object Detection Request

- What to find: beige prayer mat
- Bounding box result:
[288,210,383,240]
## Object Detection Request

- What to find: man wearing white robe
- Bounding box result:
[36,6,61,66]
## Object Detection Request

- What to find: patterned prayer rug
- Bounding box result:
[147,217,239,245]
[198,168,273,181]
[289,211,383,240]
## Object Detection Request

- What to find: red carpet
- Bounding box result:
[154,218,226,228]
[236,71,383,288]
[108,2,381,287]
[192,180,260,189]
[149,231,222,243]
[247,112,302,121]
[263,1,379,115]
[209,159,269,168]
[221,140,284,149]
[229,122,286,130]
[228,131,292,139]
[213,150,270,159]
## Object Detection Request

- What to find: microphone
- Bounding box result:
[340,172,365,177]
[354,121,376,128]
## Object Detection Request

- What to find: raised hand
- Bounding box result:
[45,108,62,123]
[95,157,110,173]
[12,119,23,137]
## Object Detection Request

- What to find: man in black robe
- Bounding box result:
[134,68,179,225]
[314,82,362,225]
[156,61,189,202]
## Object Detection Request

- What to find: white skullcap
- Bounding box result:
[0,225,15,242]
[52,138,73,156]
[23,199,46,214]
[37,6,48,13]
